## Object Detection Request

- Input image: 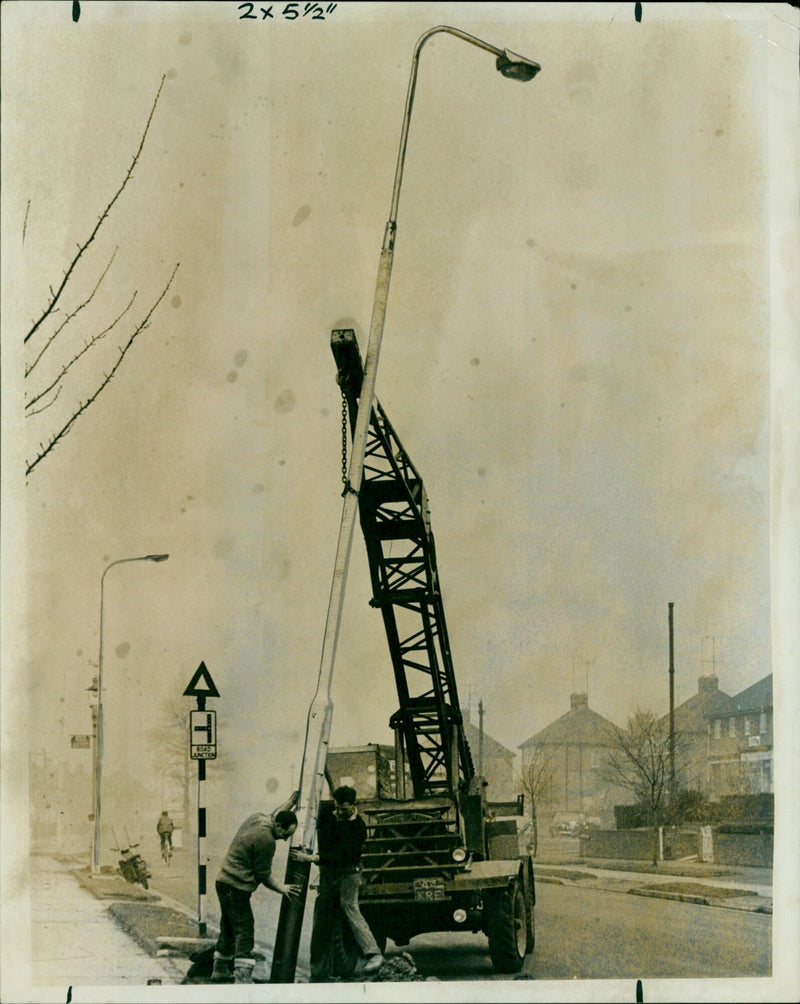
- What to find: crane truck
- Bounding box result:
[324,328,535,975]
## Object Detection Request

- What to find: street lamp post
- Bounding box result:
[91,553,169,875]
[87,675,99,863]
[270,26,539,983]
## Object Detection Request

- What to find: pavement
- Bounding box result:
[532,858,773,913]
[26,852,304,995]
[21,849,772,994]
[26,855,192,994]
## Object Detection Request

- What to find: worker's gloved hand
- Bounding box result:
[290,848,317,864]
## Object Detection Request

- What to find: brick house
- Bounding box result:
[518,693,624,830]
[706,674,773,798]
[659,674,737,796]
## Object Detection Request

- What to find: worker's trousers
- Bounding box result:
[309,868,380,981]
[214,880,255,960]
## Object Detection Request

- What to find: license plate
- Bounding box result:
[413,877,445,902]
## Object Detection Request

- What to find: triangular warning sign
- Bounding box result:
[183,661,220,698]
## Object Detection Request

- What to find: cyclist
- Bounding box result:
[157,810,175,858]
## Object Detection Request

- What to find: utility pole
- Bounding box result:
[478,699,485,778]
[668,602,675,804]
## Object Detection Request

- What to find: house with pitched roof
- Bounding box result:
[462,707,518,802]
[518,692,625,830]
[659,674,737,796]
[705,674,773,798]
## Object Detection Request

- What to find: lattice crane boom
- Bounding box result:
[331,328,476,800]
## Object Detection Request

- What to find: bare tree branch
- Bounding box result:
[26,383,63,417]
[25,288,138,411]
[26,247,120,379]
[600,709,690,865]
[25,263,179,477]
[602,711,671,816]
[148,694,234,833]
[24,74,166,345]
[519,740,564,856]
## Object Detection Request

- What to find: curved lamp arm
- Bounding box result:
[386,25,541,246]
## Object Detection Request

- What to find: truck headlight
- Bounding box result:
[451,846,467,862]
[453,908,467,923]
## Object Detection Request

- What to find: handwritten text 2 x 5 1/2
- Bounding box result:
[237,2,338,21]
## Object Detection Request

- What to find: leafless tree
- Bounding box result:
[147,695,232,839]
[601,709,687,866]
[24,75,179,477]
[518,742,563,858]
[147,697,195,836]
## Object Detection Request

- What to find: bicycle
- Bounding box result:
[161,840,173,866]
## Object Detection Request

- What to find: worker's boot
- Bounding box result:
[364,953,385,974]
[233,958,256,984]
[210,951,233,982]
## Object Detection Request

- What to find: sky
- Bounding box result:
[2,2,799,1001]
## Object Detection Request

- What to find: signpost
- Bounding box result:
[190,710,217,760]
[183,661,220,937]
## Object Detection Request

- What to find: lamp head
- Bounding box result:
[147,553,169,562]
[496,49,541,82]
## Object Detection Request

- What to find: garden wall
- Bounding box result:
[580,826,773,867]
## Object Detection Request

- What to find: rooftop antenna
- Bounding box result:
[702,634,718,675]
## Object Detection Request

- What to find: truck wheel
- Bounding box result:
[525,900,535,954]
[486,883,527,974]
[524,865,535,953]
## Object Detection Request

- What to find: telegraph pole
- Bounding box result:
[478,699,485,777]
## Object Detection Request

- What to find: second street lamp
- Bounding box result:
[270,25,540,984]
[91,553,169,875]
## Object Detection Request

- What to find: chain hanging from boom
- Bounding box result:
[340,389,352,496]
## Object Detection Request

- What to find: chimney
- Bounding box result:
[570,692,589,711]
[698,675,718,694]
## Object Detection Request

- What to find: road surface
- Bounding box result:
[147,848,771,982]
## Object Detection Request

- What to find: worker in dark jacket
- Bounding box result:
[211,791,301,984]
[294,785,384,981]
